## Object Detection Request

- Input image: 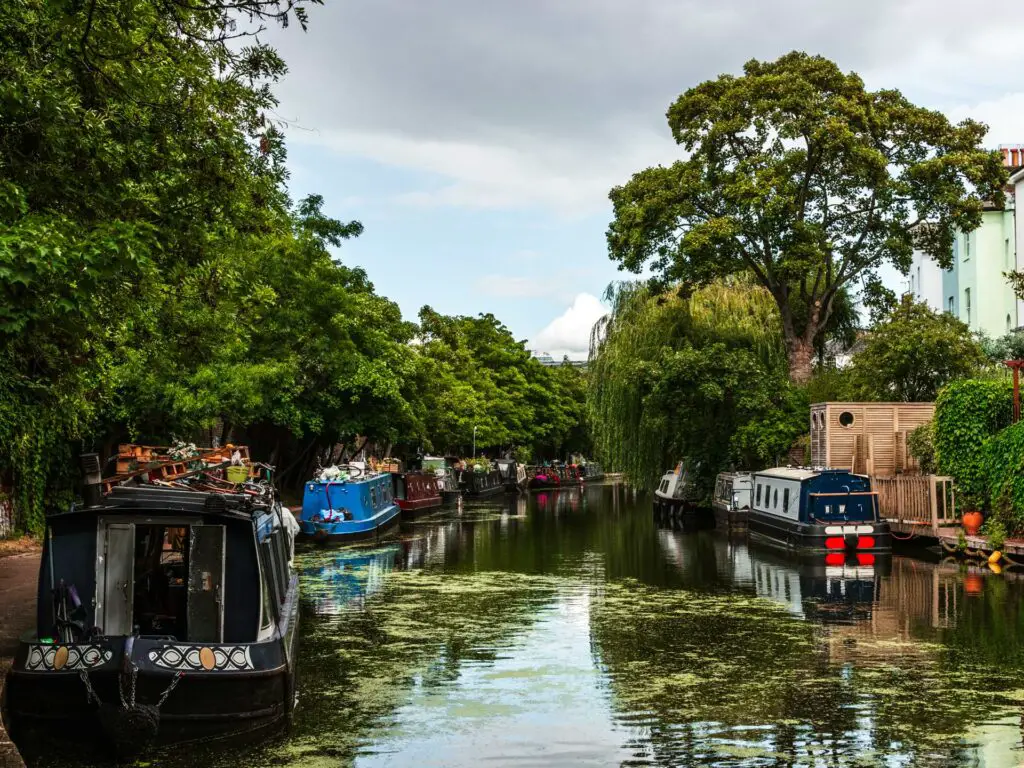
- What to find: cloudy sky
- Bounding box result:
[266,0,1024,358]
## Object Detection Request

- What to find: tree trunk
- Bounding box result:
[786,336,815,385]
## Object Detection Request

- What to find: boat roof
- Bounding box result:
[754,467,864,482]
[56,485,276,521]
[754,467,822,481]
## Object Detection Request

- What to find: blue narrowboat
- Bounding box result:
[748,467,892,553]
[297,465,400,543]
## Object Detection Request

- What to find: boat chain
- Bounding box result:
[79,664,184,710]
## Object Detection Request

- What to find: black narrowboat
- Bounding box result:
[748,467,892,554]
[457,466,505,499]
[495,459,527,492]
[4,448,299,759]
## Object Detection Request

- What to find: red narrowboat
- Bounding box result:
[393,472,443,518]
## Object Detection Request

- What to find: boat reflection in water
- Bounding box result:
[298,545,401,616]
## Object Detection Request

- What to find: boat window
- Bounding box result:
[782,488,789,513]
[260,566,275,632]
[133,525,191,640]
[756,484,762,505]
[260,539,282,618]
[187,525,225,642]
[773,488,778,508]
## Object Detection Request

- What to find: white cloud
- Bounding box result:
[531,293,609,359]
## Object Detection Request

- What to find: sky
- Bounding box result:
[264,0,1024,359]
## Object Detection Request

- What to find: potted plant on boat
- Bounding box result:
[960,493,984,536]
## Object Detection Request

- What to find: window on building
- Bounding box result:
[1008,238,1013,269]
[948,296,955,314]
[965,288,971,324]
[909,273,915,293]
[964,234,971,260]
[1009,314,1014,332]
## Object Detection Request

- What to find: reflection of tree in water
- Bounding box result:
[590,549,1024,766]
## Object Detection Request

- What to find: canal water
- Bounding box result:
[44,483,1024,766]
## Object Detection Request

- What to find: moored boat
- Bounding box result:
[4,445,299,759]
[495,459,528,492]
[457,465,505,498]
[580,462,605,482]
[420,456,462,504]
[526,465,561,490]
[711,471,753,528]
[747,467,892,554]
[392,471,443,518]
[653,460,701,515]
[297,464,400,542]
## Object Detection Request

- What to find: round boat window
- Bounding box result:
[839,411,855,428]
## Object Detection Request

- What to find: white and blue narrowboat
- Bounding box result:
[297,465,400,543]
[748,467,891,553]
[4,447,300,759]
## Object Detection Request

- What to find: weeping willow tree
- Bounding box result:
[588,278,810,494]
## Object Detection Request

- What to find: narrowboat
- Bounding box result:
[392,471,442,519]
[4,447,299,759]
[579,462,605,482]
[526,466,561,490]
[457,465,505,499]
[653,461,701,515]
[297,464,400,542]
[711,472,753,528]
[748,467,892,554]
[420,456,463,504]
[495,459,528,492]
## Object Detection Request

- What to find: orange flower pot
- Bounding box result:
[962,510,983,536]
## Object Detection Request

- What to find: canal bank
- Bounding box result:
[0,546,39,768]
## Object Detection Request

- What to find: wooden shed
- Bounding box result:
[809,402,935,476]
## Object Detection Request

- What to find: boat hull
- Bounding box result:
[298,503,401,542]
[397,495,443,518]
[711,500,749,528]
[747,511,892,554]
[653,492,697,516]
[5,596,300,757]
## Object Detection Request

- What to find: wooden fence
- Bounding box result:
[872,474,956,536]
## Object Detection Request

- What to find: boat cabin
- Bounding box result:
[751,468,879,524]
[713,472,753,513]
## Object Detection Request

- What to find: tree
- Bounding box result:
[588,279,806,493]
[606,51,1006,383]
[846,297,986,401]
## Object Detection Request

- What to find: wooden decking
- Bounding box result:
[872,474,957,537]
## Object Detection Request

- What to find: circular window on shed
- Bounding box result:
[839,411,855,428]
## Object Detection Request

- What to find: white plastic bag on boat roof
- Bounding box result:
[280,506,300,567]
[317,465,344,482]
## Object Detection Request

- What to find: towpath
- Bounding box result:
[0,545,41,768]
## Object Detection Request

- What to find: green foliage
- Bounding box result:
[982,424,1024,534]
[847,297,987,401]
[978,329,1024,363]
[907,423,936,475]
[934,380,1013,502]
[606,51,1006,382]
[588,279,806,494]
[0,0,591,533]
[984,516,1008,552]
[411,310,587,460]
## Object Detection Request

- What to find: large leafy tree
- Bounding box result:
[847,297,987,402]
[606,51,1006,383]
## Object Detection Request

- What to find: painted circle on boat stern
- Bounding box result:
[53,645,69,670]
[199,647,217,670]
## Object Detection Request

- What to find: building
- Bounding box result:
[910,144,1023,338]
[1012,164,1024,325]
[809,401,935,476]
[530,351,587,368]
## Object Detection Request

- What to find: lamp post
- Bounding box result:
[473,425,478,458]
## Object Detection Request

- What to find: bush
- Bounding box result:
[982,424,1024,534]
[935,379,1013,501]
[907,422,936,474]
